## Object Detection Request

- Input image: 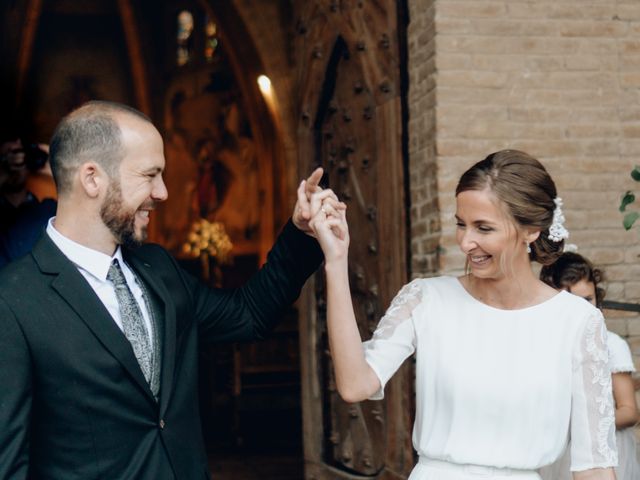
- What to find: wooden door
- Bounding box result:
[295,2,413,478]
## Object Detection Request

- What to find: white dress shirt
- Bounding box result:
[46,218,155,346]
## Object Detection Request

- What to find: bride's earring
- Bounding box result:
[526,242,531,254]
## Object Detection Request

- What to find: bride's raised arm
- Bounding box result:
[308,195,381,402]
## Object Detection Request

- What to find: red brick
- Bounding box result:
[560,21,627,38]
[618,5,640,22]
[437,2,506,18]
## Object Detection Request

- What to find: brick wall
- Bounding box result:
[408,0,440,276]
[408,0,640,442]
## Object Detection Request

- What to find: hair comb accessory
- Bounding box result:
[548,197,569,242]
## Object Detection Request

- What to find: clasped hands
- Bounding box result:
[292,167,349,262]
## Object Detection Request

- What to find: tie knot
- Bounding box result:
[107,259,127,286]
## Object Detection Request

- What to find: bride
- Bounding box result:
[309,150,617,480]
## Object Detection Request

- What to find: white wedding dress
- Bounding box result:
[539,331,639,480]
[363,276,618,479]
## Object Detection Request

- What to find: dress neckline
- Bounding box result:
[452,276,567,313]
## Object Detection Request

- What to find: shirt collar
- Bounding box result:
[46,217,123,281]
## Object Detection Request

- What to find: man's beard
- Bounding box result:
[100,181,148,248]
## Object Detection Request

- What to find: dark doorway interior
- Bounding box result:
[178,256,304,463]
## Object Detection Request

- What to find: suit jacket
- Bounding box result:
[0,220,322,480]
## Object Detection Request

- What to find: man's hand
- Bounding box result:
[292,167,345,237]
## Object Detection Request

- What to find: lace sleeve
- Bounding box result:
[363,279,423,400]
[570,310,618,471]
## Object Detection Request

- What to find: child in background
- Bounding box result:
[539,252,640,480]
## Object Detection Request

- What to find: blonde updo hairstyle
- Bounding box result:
[455,150,564,266]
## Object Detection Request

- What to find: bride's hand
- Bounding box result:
[308,193,349,264]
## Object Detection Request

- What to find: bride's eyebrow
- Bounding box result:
[454,214,498,226]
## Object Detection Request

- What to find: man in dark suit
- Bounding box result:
[0,101,341,479]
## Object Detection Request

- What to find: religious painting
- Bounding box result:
[155,51,261,266]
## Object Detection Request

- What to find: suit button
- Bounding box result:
[159,419,165,429]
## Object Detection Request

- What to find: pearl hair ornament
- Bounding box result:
[548,197,569,242]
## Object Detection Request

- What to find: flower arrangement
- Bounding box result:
[182,218,233,264]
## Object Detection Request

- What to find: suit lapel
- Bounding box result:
[33,236,156,404]
[125,251,177,416]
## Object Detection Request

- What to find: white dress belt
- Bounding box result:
[418,457,539,477]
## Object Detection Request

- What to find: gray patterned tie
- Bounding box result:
[108,259,153,385]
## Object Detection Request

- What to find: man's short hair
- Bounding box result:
[49,101,151,194]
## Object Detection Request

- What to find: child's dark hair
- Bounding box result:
[539,252,605,308]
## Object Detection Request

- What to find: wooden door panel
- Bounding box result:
[296,2,411,478]
[316,37,385,475]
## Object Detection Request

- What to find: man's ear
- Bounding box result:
[78,162,106,199]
